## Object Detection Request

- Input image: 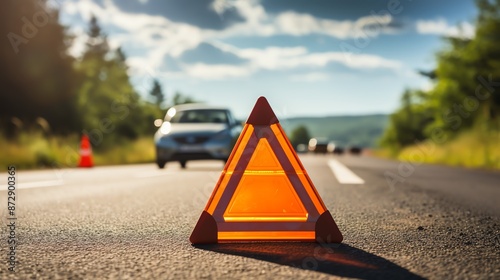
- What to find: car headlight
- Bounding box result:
[160,122,171,135]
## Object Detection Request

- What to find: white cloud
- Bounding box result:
[66,25,87,58]
[214,4,398,40]
[62,0,400,57]
[60,0,403,81]
[213,42,401,71]
[274,12,394,39]
[176,43,401,80]
[184,63,253,79]
[62,0,207,68]
[416,18,475,38]
[211,0,237,16]
[290,72,330,82]
[337,53,402,69]
[63,0,107,21]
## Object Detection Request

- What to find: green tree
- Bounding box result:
[172,91,196,105]
[380,0,500,151]
[379,89,434,150]
[0,0,79,134]
[426,0,500,134]
[76,16,144,145]
[150,79,165,108]
[290,125,311,149]
[83,15,109,60]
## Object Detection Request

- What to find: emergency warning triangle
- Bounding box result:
[190,96,343,244]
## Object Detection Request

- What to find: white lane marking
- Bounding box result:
[0,179,65,190]
[328,159,365,184]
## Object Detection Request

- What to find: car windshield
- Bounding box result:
[168,109,228,124]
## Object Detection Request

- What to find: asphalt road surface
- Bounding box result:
[1,154,499,279]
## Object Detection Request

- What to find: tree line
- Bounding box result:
[0,1,192,149]
[380,0,500,151]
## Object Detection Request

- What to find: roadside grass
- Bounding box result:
[372,147,398,159]
[93,137,155,166]
[395,130,500,170]
[0,132,155,170]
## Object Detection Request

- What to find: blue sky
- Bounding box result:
[56,0,477,119]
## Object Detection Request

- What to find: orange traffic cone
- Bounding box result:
[78,134,93,168]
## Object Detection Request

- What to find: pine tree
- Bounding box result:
[76,16,144,144]
[83,15,109,60]
[172,92,196,105]
[150,79,165,108]
[290,125,311,149]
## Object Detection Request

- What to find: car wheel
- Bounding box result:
[157,161,166,169]
[180,160,187,169]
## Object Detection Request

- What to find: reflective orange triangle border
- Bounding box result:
[190,97,343,244]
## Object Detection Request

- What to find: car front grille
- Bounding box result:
[173,136,210,144]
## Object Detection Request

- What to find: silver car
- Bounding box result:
[154,104,242,169]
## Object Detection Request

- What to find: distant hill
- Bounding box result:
[281,114,389,148]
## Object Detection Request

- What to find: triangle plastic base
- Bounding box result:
[190,211,217,244]
[315,210,343,243]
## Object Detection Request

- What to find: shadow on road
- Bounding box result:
[195,242,425,279]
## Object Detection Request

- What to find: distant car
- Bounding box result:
[349,146,363,155]
[308,138,335,154]
[296,143,308,153]
[333,146,345,155]
[154,104,242,169]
